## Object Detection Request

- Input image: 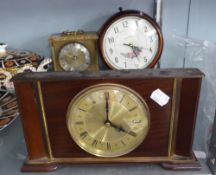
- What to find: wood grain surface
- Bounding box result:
[12,69,204,171]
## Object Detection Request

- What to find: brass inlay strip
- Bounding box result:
[26,156,195,165]
[37,81,53,160]
[168,78,182,157]
[50,46,58,71]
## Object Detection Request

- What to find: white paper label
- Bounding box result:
[150,89,170,107]
[194,150,206,159]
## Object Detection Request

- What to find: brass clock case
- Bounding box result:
[66,83,150,157]
[49,31,99,71]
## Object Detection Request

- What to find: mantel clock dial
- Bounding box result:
[99,10,163,70]
[49,31,99,71]
[66,83,150,157]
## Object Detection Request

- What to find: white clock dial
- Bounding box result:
[100,11,163,70]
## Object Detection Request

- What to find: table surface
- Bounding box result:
[0,118,213,175]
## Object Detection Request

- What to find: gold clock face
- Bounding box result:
[58,42,91,71]
[66,83,150,157]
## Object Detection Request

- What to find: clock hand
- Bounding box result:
[104,91,135,136]
[104,92,128,133]
[123,43,142,52]
[123,43,132,47]
[131,47,139,58]
[123,43,140,59]
[109,122,126,132]
[104,92,110,123]
[109,122,136,136]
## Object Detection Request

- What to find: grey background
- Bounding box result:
[0,0,154,56]
[1,0,215,67]
[0,0,216,173]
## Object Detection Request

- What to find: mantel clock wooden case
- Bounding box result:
[12,68,204,172]
[49,31,99,71]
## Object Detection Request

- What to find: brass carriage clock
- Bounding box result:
[49,31,99,71]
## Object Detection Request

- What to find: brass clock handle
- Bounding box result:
[62,30,85,36]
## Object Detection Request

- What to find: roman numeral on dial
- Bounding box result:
[80,131,88,139]
[107,142,111,150]
[75,121,84,125]
[122,21,128,28]
[92,139,98,147]
[114,27,119,33]
[108,37,114,44]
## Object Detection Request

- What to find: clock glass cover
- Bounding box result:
[67,83,150,157]
[58,42,90,71]
[99,10,163,70]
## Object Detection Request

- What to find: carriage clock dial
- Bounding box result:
[58,42,90,71]
[99,10,163,70]
[67,84,150,157]
[49,31,99,72]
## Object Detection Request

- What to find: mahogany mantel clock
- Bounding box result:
[12,68,203,172]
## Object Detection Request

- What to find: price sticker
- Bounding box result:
[150,89,170,107]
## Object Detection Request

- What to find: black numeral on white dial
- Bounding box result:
[108,37,114,44]
[114,27,119,33]
[122,21,128,28]
[115,57,119,63]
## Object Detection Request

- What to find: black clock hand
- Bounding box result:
[132,47,139,58]
[109,122,126,133]
[123,43,132,47]
[104,92,110,123]
[109,122,136,137]
[123,43,142,52]
[123,43,140,58]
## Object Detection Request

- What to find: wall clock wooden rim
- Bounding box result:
[98,10,163,70]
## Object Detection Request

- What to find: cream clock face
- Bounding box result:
[100,11,163,70]
[58,43,91,71]
[67,84,150,157]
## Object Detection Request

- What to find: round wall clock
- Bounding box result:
[66,83,150,157]
[99,10,163,70]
